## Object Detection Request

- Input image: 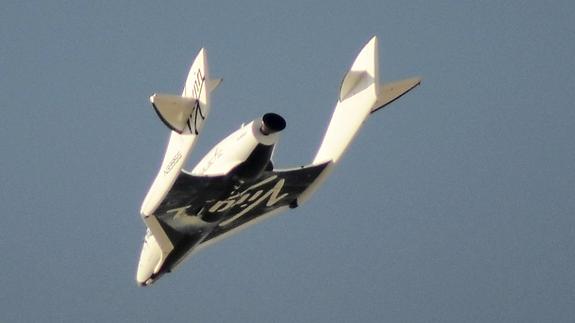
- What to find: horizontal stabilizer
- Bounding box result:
[207,78,223,93]
[371,77,421,113]
[150,94,197,133]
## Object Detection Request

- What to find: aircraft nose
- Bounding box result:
[136,268,152,286]
[136,276,154,287]
[136,231,163,286]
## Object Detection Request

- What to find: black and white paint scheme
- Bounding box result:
[137,37,421,286]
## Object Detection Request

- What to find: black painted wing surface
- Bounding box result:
[151,162,329,250]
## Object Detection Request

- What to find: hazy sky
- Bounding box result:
[1,1,574,322]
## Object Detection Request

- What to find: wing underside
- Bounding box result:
[143,162,330,264]
[201,163,329,244]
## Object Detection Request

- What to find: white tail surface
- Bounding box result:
[150,94,197,133]
[299,37,420,206]
[372,77,421,113]
[313,36,380,165]
[141,48,214,216]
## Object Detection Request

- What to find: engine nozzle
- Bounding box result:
[260,113,286,135]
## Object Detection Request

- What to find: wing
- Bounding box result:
[142,162,330,258]
[198,162,329,248]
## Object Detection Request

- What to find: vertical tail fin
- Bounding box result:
[299,37,420,206]
[339,36,380,102]
[182,49,208,99]
[141,48,215,217]
[313,36,380,165]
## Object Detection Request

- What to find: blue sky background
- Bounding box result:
[1,1,574,322]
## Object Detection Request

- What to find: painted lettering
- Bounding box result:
[163,151,182,175]
[186,69,206,135]
[219,177,288,226]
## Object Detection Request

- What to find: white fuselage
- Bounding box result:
[192,118,282,177]
[136,113,285,286]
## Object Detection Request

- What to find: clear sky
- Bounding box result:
[1,1,574,322]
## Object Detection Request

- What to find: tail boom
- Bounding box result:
[141,48,217,217]
[299,36,420,206]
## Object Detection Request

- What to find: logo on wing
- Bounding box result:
[209,176,289,226]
